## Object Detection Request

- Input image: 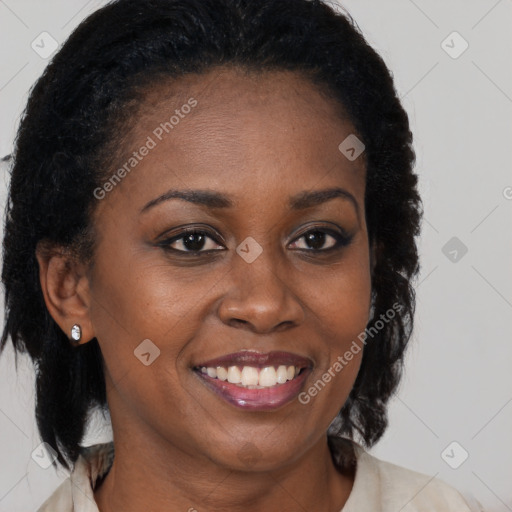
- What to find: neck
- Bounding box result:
[94,432,354,512]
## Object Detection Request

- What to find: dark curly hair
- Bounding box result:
[1,0,421,471]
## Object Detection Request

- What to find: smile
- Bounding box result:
[193,350,313,411]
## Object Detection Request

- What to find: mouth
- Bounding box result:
[192,350,313,411]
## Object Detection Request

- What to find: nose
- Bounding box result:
[217,253,305,334]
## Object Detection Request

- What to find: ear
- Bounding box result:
[36,242,95,345]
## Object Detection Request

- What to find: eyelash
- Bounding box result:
[157,226,353,256]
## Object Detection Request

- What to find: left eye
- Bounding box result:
[289,229,347,251]
[164,230,224,253]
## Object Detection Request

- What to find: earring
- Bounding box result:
[70,324,82,344]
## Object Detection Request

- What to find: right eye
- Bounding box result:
[159,228,225,254]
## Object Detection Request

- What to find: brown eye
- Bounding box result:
[289,228,353,252]
[160,229,224,254]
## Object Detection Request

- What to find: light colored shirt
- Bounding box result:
[37,437,483,511]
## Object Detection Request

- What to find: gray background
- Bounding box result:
[0,0,511,510]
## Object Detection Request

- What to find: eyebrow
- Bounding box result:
[288,187,359,216]
[141,189,232,212]
[140,186,359,218]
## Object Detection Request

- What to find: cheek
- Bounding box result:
[313,276,369,382]
[298,273,369,427]
[307,245,372,344]
[90,244,206,332]
[87,247,203,423]
[298,245,371,407]
[88,241,233,392]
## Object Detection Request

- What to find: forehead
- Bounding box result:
[97,66,366,213]
[140,65,350,124]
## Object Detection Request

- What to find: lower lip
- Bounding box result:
[194,368,311,411]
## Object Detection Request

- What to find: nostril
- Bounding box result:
[229,318,249,328]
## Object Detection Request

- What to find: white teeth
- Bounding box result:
[259,366,277,387]
[276,365,288,384]
[199,364,304,388]
[227,366,242,384]
[216,366,228,381]
[241,366,259,386]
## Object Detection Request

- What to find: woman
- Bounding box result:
[0,0,481,510]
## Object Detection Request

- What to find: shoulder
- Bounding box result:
[36,442,114,512]
[37,478,73,512]
[328,436,482,511]
[359,448,475,510]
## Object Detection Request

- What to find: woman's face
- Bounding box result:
[86,66,372,469]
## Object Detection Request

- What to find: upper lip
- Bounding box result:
[194,350,313,369]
